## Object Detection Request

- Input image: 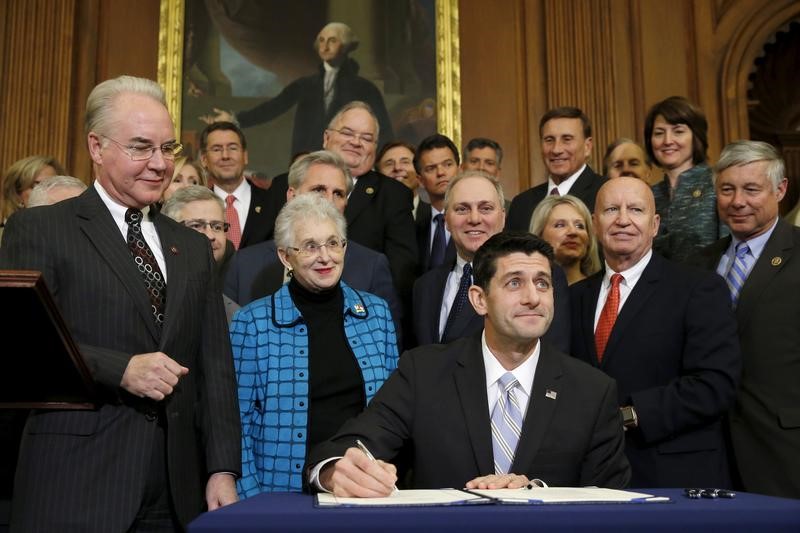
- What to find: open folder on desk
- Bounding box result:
[316,487,670,508]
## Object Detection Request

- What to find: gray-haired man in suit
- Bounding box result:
[0,75,241,531]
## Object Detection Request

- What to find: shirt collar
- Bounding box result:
[728,217,779,259]
[213,178,250,201]
[603,248,652,288]
[481,330,540,398]
[93,180,152,226]
[548,163,586,195]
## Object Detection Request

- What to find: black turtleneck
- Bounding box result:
[288,278,365,456]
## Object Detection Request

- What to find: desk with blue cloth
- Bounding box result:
[189,489,800,532]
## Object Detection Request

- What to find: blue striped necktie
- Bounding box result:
[725,242,751,309]
[491,372,524,475]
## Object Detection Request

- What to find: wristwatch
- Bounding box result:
[620,405,638,429]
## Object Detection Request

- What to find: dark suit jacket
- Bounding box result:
[223,239,402,331]
[690,219,800,498]
[569,252,741,488]
[506,166,607,231]
[346,170,418,298]
[0,188,241,531]
[237,58,394,156]
[238,181,275,249]
[307,333,630,489]
[412,259,571,352]
[415,200,456,273]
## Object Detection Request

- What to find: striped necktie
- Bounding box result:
[725,242,751,308]
[491,372,524,475]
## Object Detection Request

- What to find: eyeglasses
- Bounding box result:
[182,219,230,233]
[102,135,183,161]
[327,127,376,145]
[206,144,243,155]
[287,237,347,257]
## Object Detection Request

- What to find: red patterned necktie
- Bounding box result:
[594,273,623,363]
[225,194,242,249]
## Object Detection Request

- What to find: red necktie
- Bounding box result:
[225,194,242,249]
[549,187,560,196]
[595,273,623,363]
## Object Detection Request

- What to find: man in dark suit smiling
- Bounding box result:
[0,75,241,531]
[569,176,740,488]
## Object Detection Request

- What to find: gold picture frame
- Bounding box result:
[157,0,461,167]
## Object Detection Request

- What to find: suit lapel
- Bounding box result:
[602,254,662,362]
[570,166,596,197]
[345,172,378,225]
[736,221,794,325]
[511,343,563,474]
[431,262,454,342]
[580,273,603,365]
[76,188,160,342]
[155,214,188,348]
[416,202,432,269]
[445,303,479,342]
[453,336,494,475]
[240,182,269,246]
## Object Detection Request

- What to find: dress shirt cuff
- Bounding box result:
[308,457,343,492]
[211,471,238,479]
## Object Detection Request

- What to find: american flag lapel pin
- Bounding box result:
[545,389,557,400]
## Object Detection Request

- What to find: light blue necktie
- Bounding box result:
[491,372,524,475]
[725,242,751,309]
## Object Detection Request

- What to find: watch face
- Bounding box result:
[622,407,636,425]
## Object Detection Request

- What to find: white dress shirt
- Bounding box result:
[213,178,251,230]
[547,163,586,196]
[482,331,540,419]
[593,249,652,331]
[438,255,470,340]
[715,218,778,278]
[94,180,167,281]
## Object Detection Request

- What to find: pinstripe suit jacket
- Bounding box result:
[0,187,241,531]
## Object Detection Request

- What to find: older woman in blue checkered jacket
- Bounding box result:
[230,194,398,496]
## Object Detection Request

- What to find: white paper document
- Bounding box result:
[316,489,490,507]
[467,486,669,504]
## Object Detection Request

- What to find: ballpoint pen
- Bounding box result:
[355,439,399,494]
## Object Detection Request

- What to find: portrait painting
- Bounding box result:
[159,0,461,183]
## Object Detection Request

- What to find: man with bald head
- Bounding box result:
[568,176,741,489]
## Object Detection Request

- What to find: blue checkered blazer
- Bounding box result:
[231,281,399,495]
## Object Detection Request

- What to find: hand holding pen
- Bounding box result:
[318,439,398,498]
[356,439,399,494]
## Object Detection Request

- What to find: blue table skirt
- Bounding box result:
[189,489,800,532]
